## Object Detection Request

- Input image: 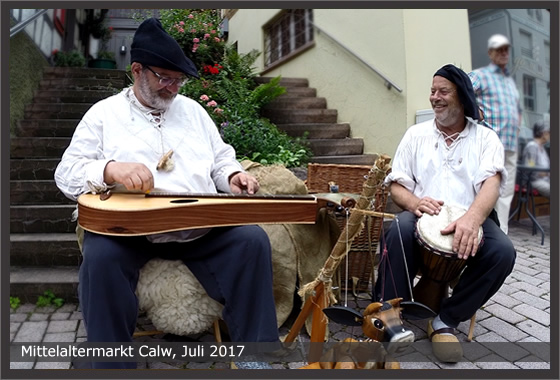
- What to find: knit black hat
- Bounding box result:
[131,18,199,78]
[433,64,479,120]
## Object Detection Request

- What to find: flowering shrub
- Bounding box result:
[158,9,312,167]
[160,9,225,70]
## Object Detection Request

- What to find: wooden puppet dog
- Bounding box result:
[300,298,414,369]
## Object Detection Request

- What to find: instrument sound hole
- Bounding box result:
[169,199,199,204]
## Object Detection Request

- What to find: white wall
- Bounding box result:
[227,9,472,159]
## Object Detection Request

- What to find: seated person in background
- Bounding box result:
[373,64,516,363]
[54,18,279,369]
[522,121,550,198]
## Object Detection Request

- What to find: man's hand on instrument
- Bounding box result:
[441,214,481,259]
[104,161,154,193]
[413,197,444,217]
[229,172,259,194]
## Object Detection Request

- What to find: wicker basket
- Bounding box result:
[306,163,389,293]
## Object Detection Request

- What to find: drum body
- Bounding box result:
[412,205,483,313]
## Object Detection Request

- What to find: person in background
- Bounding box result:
[469,33,523,234]
[55,18,279,369]
[522,120,550,198]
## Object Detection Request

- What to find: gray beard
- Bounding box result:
[138,74,176,110]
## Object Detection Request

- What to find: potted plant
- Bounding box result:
[88,21,117,69]
[52,49,86,67]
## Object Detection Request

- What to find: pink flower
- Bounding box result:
[193,38,200,43]
[179,21,185,26]
[214,37,220,43]
[191,28,196,33]
[207,100,218,107]
[203,33,211,40]
[214,108,224,114]
[192,43,199,53]
[188,14,194,19]
[211,30,216,34]
[178,27,184,33]
[200,95,210,101]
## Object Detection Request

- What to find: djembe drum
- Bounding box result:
[412,205,484,314]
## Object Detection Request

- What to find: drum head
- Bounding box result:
[416,205,483,255]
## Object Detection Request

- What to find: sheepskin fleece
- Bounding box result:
[134,208,339,336]
[136,258,224,336]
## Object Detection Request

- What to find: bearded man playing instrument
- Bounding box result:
[55,18,278,369]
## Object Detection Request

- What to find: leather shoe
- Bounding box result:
[427,319,463,363]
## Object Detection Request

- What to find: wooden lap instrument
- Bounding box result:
[77,192,319,236]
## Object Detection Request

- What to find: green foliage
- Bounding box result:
[97,50,115,60]
[159,9,225,71]
[155,9,312,168]
[52,49,86,67]
[10,296,21,310]
[9,31,49,135]
[36,290,64,308]
[177,45,311,167]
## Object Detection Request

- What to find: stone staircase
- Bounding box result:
[10,67,128,303]
[256,77,377,165]
[9,69,375,304]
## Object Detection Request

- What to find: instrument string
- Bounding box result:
[344,208,350,308]
[396,217,415,301]
[378,224,397,302]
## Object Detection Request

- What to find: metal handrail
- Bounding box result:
[10,9,49,38]
[312,22,402,93]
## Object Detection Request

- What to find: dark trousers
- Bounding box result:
[79,225,279,369]
[374,211,516,327]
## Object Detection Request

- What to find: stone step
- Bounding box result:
[263,97,327,110]
[277,87,317,98]
[10,205,77,233]
[262,109,338,124]
[10,158,60,180]
[23,103,92,119]
[10,233,81,266]
[33,89,115,104]
[277,123,350,139]
[38,78,125,91]
[254,77,309,87]
[10,180,72,205]
[308,154,379,166]
[10,265,79,304]
[16,119,79,137]
[10,137,70,158]
[42,66,127,80]
[307,138,364,156]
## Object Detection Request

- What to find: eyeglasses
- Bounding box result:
[145,66,188,87]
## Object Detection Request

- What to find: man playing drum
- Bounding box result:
[374,64,516,363]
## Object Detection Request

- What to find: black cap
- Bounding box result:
[131,18,199,78]
[434,64,478,120]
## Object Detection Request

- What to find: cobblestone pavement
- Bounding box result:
[10,216,552,370]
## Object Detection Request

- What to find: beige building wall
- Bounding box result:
[226,9,472,159]
[403,9,473,129]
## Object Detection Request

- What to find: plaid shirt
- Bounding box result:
[469,63,522,152]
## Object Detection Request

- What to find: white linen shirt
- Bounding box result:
[55,88,244,242]
[385,118,507,211]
